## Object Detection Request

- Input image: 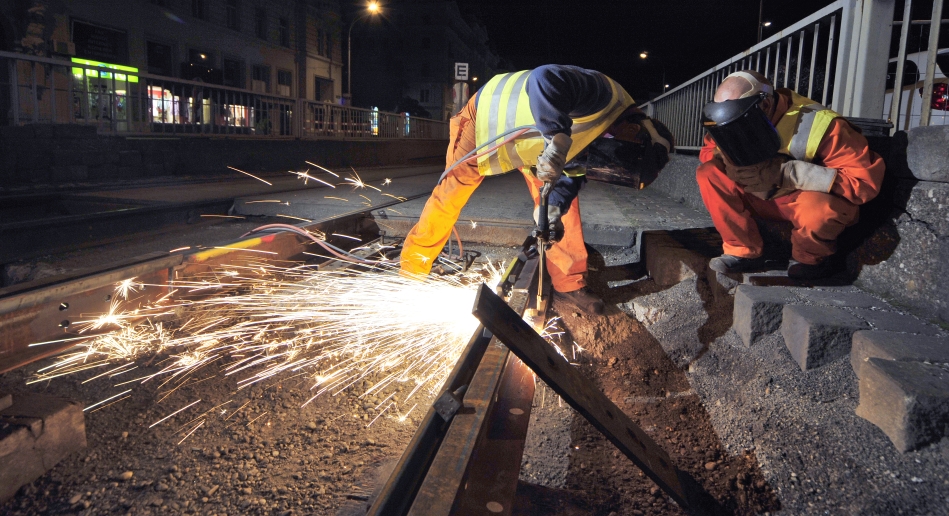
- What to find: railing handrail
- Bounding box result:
[641,0,844,106]
[0,49,447,126]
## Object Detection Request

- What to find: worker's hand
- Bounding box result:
[533,205,565,243]
[723,154,788,194]
[535,133,573,183]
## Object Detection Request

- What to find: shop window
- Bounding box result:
[420,89,430,103]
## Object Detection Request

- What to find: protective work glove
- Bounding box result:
[533,204,565,243]
[780,160,837,193]
[535,133,573,183]
[723,154,788,198]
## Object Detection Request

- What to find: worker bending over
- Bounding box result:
[698,70,885,279]
[400,65,672,314]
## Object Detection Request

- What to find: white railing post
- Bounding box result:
[832,0,860,114]
[920,0,945,127]
[848,0,896,118]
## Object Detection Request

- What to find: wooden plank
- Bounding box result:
[472,284,718,513]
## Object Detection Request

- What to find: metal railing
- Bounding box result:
[642,0,948,148]
[0,50,448,140]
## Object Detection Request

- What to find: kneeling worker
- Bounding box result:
[400,64,673,314]
[698,70,885,279]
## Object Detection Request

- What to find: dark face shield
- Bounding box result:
[577,119,673,189]
[702,95,781,167]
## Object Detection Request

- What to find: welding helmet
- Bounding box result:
[701,71,781,167]
[576,117,674,189]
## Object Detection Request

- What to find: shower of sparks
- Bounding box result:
[201,214,246,219]
[382,178,392,185]
[245,200,284,204]
[275,214,313,223]
[331,233,361,242]
[227,166,273,186]
[292,170,336,188]
[344,169,381,192]
[169,246,191,253]
[325,196,349,202]
[305,161,340,178]
[32,261,505,439]
[470,220,478,229]
[381,193,407,202]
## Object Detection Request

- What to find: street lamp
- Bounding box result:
[639,51,667,94]
[757,0,772,43]
[347,1,381,103]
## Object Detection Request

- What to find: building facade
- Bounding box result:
[0,0,345,103]
[350,0,509,121]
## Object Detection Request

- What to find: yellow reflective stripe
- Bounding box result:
[563,165,586,177]
[497,72,531,171]
[805,109,838,161]
[776,92,839,162]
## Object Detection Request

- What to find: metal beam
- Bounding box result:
[472,284,724,515]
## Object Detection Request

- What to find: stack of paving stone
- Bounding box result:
[641,229,949,453]
[734,284,949,452]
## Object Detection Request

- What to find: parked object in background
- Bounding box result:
[884,48,949,130]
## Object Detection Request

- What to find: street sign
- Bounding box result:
[454,62,469,81]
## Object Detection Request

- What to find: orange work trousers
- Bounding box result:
[400,96,588,293]
[696,160,859,265]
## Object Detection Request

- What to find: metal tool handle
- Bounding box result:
[536,182,553,310]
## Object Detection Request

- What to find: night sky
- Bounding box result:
[350,0,838,100]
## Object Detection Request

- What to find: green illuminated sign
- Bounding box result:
[71,58,139,83]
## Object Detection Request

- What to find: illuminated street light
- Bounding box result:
[639,51,667,94]
[757,0,772,43]
[347,2,382,102]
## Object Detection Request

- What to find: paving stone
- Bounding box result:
[855,358,949,452]
[781,304,869,370]
[851,331,949,379]
[643,232,709,287]
[733,285,796,347]
[0,394,86,502]
[850,308,941,336]
[792,289,889,309]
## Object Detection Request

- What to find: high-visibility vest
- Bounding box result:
[474,69,635,176]
[775,91,840,162]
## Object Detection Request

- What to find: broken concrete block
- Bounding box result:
[851,331,949,379]
[781,305,869,370]
[850,308,941,336]
[0,394,86,502]
[643,232,708,287]
[855,358,949,452]
[733,285,796,347]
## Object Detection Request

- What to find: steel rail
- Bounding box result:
[0,194,427,374]
[369,240,541,516]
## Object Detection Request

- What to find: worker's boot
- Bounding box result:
[708,254,766,274]
[555,287,605,315]
[787,259,833,280]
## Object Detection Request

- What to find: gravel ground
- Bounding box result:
[4,237,948,515]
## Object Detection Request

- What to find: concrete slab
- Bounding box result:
[733,285,797,348]
[0,394,86,502]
